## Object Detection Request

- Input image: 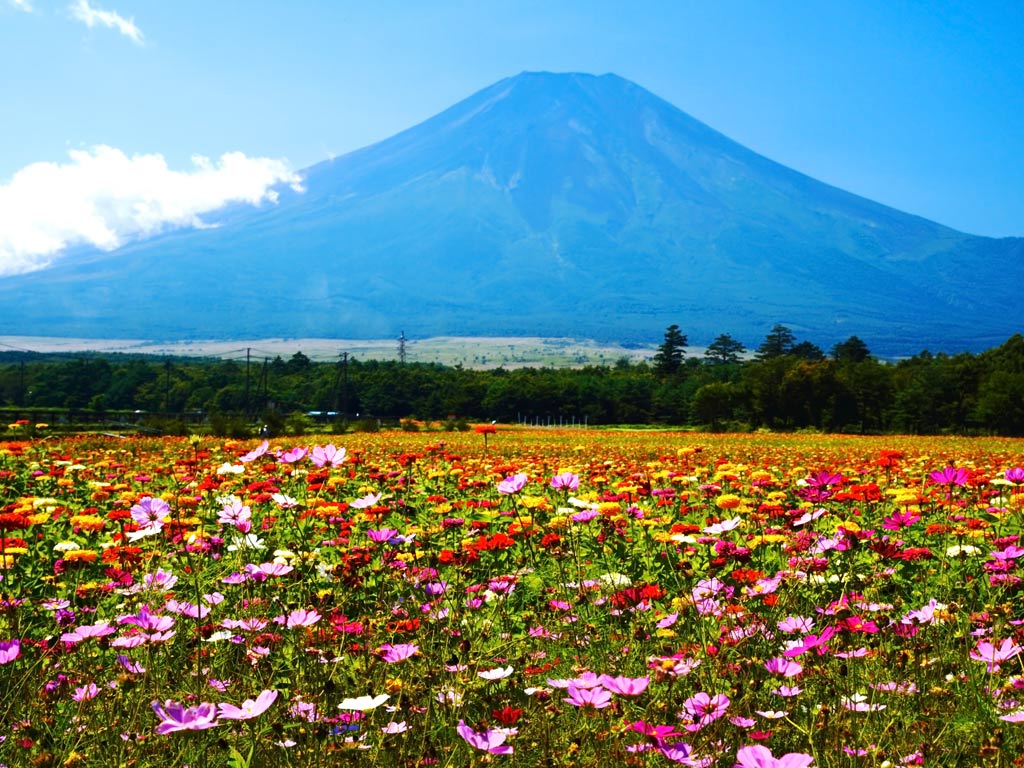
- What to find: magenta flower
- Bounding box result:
[550,472,580,491]
[218,689,278,720]
[0,639,20,665]
[881,509,921,531]
[929,466,969,486]
[783,627,837,657]
[564,684,612,709]
[681,691,730,728]
[734,744,815,768]
[1004,467,1024,485]
[366,528,399,543]
[378,643,419,663]
[599,675,650,697]
[117,604,175,633]
[764,658,803,678]
[456,720,513,755]
[152,699,220,734]
[310,444,346,468]
[970,637,1022,672]
[497,473,528,494]
[277,446,308,464]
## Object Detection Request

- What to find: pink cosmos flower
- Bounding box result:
[681,692,730,728]
[72,683,99,702]
[783,627,837,657]
[277,446,308,464]
[127,497,169,541]
[702,517,741,535]
[61,621,116,645]
[881,509,921,531]
[497,473,528,494]
[152,699,220,734]
[764,658,803,678]
[240,441,269,463]
[116,655,146,674]
[550,472,580,491]
[379,643,419,663]
[599,675,650,697]
[351,493,383,509]
[478,665,514,681]
[217,498,252,531]
[118,605,175,633]
[273,608,322,629]
[218,689,278,720]
[777,616,814,634]
[456,720,513,755]
[734,744,815,768]
[1004,467,1024,485]
[366,528,399,543]
[0,639,20,665]
[310,444,346,468]
[564,684,612,709]
[970,637,1022,672]
[929,466,969,486]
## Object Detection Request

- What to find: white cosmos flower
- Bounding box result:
[338,694,389,711]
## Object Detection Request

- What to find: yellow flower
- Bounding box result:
[716,494,742,510]
[63,549,98,563]
[70,515,106,532]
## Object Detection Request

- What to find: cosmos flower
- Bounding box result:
[338,694,389,711]
[970,638,1022,673]
[734,745,815,768]
[217,690,278,720]
[456,720,513,755]
[152,699,219,734]
[497,473,528,494]
[550,472,579,491]
[310,444,346,468]
[0,639,20,665]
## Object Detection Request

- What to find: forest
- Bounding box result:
[2,325,1024,436]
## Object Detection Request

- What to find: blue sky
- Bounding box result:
[1,0,1021,275]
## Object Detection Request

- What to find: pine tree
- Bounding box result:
[653,324,687,375]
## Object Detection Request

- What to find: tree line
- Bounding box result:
[2,325,1024,436]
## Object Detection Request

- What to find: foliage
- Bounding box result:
[4,333,1024,434]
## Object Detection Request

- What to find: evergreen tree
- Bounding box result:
[653,324,687,375]
[831,335,871,363]
[705,334,746,364]
[756,324,796,360]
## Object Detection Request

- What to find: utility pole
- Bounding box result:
[398,331,406,365]
[164,358,171,413]
[335,351,349,418]
[244,348,251,417]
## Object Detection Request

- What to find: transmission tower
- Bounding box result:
[398,331,407,365]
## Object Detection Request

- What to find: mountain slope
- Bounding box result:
[1,71,1020,354]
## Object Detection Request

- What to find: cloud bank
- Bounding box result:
[69,0,143,44]
[0,146,303,276]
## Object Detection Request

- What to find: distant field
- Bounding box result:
[0,335,663,368]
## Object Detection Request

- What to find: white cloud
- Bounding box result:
[0,145,304,276]
[69,0,143,44]
[9,0,33,11]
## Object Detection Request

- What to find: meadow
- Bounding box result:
[1,427,1023,767]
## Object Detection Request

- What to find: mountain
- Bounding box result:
[2,71,1021,355]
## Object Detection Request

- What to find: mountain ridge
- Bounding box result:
[1,71,1020,355]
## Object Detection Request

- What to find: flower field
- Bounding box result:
[1,428,1023,767]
